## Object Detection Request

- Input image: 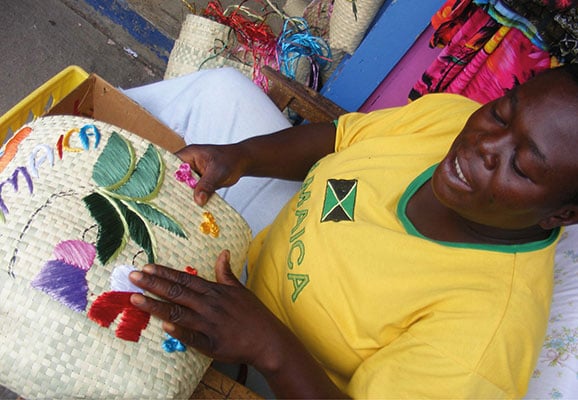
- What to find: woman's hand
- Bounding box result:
[129,250,349,399]
[175,144,248,206]
[128,250,287,366]
[174,122,337,207]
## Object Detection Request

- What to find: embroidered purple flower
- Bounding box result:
[31,240,96,312]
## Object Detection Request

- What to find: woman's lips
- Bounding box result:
[454,157,469,185]
[447,155,473,192]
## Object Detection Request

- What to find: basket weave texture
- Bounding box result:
[0,115,251,399]
[164,14,254,81]
[329,0,386,55]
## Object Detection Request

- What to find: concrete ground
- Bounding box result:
[0,0,289,116]
[1,0,156,116]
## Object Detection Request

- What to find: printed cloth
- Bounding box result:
[410,0,554,104]
[474,0,578,63]
[526,225,578,399]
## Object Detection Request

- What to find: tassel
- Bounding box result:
[203,0,278,89]
[53,240,96,270]
[276,18,332,90]
[110,264,144,293]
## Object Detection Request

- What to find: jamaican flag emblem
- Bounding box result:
[321,179,357,222]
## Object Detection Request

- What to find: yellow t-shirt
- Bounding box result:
[247,94,559,398]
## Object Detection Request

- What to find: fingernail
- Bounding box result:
[196,191,207,206]
[130,271,143,281]
[143,264,154,274]
[131,293,145,305]
[163,322,176,333]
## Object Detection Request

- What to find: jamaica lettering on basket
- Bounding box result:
[0,124,101,222]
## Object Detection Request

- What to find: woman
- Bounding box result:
[126,64,578,398]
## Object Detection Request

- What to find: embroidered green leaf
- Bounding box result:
[86,132,187,265]
[125,200,187,238]
[115,200,156,263]
[92,132,136,190]
[107,144,164,201]
[83,192,128,265]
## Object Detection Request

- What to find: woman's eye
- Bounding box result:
[491,105,507,126]
[512,157,528,179]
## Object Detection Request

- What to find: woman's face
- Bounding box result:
[432,70,578,230]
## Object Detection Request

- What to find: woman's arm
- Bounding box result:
[129,251,348,399]
[175,122,336,206]
[237,121,337,179]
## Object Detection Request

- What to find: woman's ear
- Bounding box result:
[539,206,578,230]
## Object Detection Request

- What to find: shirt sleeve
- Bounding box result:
[334,94,481,152]
[346,331,512,399]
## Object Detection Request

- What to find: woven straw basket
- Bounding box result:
[0,115,251,399]
[329,0,386,54]
[164,14,254,81]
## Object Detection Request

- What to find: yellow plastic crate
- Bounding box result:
[0,65,89,144]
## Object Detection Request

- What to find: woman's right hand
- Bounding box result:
[175,122,337,207]
[175,143,249,206]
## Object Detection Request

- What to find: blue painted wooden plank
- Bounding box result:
[83,0,174,62]
[321,0,445,111]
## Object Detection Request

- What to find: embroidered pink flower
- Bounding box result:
[174,163,198,189]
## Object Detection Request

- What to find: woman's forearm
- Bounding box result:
[255,324,349,399]
[238,122,336,181]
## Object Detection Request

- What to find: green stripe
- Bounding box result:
[396,164,560,253]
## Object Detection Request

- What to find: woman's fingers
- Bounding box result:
[132,249,237,294]
[126,254,259,362]
[130,292,189,324]
[130,293,213,352]
[129,266,210,309]
[135,263,211,292]
[214,250,243,288]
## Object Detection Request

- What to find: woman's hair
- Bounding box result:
[559,63,578,87]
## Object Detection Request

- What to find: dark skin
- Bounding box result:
[408,68,578,244]
[130,68,578,398]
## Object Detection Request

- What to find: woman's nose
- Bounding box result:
[478,132,507,170]
[482,149,499,170]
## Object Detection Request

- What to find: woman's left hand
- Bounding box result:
[128,250,290,367]
[130,250,349,399]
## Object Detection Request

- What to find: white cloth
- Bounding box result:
[525,225,578,399]
[124,68,302,237]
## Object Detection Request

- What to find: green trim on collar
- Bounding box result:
[397,164,560,253]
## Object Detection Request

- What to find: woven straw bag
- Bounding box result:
[164,14,254,80]
[0,115,251,398]
[329,0,386,55]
